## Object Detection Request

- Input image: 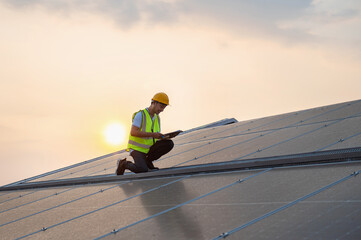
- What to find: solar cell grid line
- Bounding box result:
[174,125,224,143]
[175,119,255,142]
[291,114,361,129]
[186,99,360,146]
[0,189,43,205]
[337,225,361,240]
[154,115,292,162]
[117,113,310,171]
[29,154,126,182]
[0,187,74,214]
[0,181,131,229]
[173,132,266,167]
[0,192,11,200]
[231,110,361,162]
[15,176,190,240]
[270,201,346,240]
[159,114,361,170]
[0,192,16,203]
[48,157,119,180]
[0,160,145,219]
[172,118,356,168]
[304,200,361,239]
[212,169,361,240]
[0,168,114,214]
[3,150,126,187]
[306,209,361,239]
[299,101,355,122]
[175,112,296,147]
[0,160,124,207]
[128,118,300,171]
[155,107,343,166]
[315,130,361,152]
[176,113,293,146]
[189,113,361,145]
[165,102,360,168]
[175,117,336,148]
[260,176,361,240]
[238,125,338,160]
[93,168,272,240]
[284,100,358,125]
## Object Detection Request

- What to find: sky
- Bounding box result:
[1,0,360,186]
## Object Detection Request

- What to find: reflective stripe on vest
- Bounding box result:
[127,109,160,154]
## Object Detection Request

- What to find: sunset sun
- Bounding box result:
[104,123,126,146]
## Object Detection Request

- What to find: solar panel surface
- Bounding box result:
[0,99,361,239]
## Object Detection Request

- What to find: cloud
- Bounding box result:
[0,0,179,27]
[185,1,312,29]
[181,0,361,48]
[0,0,313,28]
[278,0,361,54]
[0,0,315,41]
[181,0,317,44]
[1,0,360,49]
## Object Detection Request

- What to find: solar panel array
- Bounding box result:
[1,99,361,239]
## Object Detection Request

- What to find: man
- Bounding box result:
[116,92,174,175]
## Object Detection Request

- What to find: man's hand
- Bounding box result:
[153,132,164,139]
[131,126,164,139]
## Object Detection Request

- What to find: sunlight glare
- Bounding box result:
[104,123,126,146]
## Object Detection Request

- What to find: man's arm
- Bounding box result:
[130,125,164,139]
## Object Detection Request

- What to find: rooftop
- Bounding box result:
[1,99,361,239]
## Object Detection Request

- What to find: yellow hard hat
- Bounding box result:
[152,92,169,105]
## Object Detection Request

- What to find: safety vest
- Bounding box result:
[127,109,160,154]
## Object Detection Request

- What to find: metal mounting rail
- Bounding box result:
[1,147,361,191]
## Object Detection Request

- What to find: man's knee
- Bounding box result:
[165,139,174,151]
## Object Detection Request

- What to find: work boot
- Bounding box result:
[149,168,160,171]
[146,160,159,170]
[115,158,127,175]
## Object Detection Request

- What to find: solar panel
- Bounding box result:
[225,164,361,240]
[1,99,361,239]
